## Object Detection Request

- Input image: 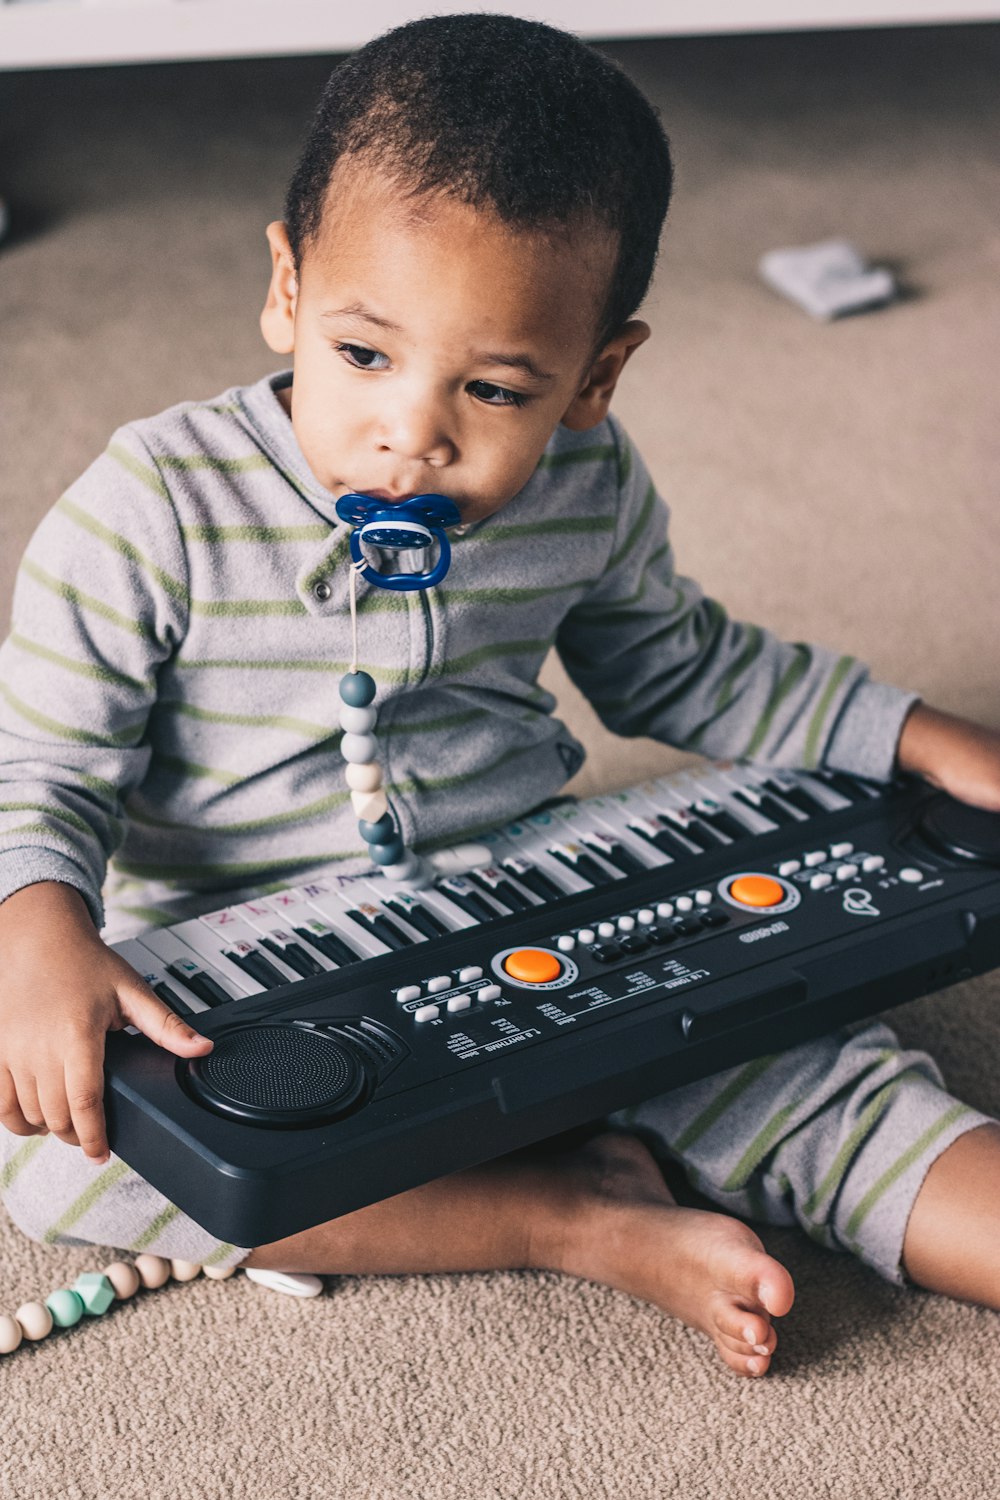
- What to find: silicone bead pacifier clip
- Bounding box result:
[334,493,461,888]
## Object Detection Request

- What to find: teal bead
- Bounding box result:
[339,671,376,708]
[359,813,396,845]
[370,837,405,865]
[45,1289,85,1328]
[73,1272,115,1316]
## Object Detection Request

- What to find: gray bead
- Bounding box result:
[369,837,406,865]
[359,814,397,845]
[339,671,376,707]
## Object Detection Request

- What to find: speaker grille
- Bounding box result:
[185,1023,368,1127]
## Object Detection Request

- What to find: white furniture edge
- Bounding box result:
[2,0,999,71]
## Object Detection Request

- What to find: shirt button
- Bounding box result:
[313,580,332,602]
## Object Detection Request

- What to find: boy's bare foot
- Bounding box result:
[531,1133,795,1378]
[247,1130,793,1378]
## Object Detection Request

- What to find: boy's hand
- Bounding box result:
[0,881,213,1165]
[896,703,1000,813]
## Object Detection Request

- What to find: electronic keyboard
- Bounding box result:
[102,761,1000,1246]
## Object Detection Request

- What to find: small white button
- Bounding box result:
[862,855,885,873]
[835,863,859,881]
[675,895,694,913]
[598,921,616,940]
[458,966,483,983]
[396,985,421,1004]
[557,935,575,952]
[778,859,801,877]
[637,908,656,925]
[656,902,674,920]
[426,976,451,994]
[414,1004,440,1022]
[617,915,636,932]
[804,851,827,868]
[479,984,502,1002]
[830,841,854,859]
[578,928,596,944]
[695,890,713,906]
[810,872,833,890]
[899,867,925,884]
[447,994,472,1013]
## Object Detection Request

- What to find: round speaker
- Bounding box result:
[919,794,1000,868]
[183,1023,369,1128]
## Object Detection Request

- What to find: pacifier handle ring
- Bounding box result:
[348,528,452,592]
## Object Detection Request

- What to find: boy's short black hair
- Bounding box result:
[284,13,673,348]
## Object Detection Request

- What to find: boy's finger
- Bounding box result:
[0,1066,47,1137]
[64,1054,110,1164]
[118,983,214,1057]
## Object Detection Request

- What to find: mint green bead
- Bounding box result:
[45,1289,85,1328]
[73,1273,115,1316]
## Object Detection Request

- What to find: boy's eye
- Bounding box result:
[467,380,529,408]
[336,343,390,370]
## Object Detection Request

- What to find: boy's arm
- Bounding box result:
[896,704,1000,812]
[556,424,916,784]
[0,426,189,930]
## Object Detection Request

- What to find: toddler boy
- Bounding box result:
[2,15,1000,1378]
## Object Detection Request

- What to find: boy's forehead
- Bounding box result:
[303,160,615,356]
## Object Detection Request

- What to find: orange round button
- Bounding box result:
[728,875,786,908]
[503,948,563,984]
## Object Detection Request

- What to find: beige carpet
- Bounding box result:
[2,23,999,1498]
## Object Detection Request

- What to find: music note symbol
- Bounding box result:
[843,888,880,918]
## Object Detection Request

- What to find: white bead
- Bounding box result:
[379,850,422,882]
[134,1253,171,1290]
[203,1264,238,1281]
[341,732,379,764]
[339,703,377,734]
[344,762,382,792]
[350,787,390,822]
[0,1314,24,1354]
[244,1268,324,1298]
[103,1261,141,1299]
[170,1259,202,1282]
[15,1301,53,1340]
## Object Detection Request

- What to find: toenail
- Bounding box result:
[747,1358,762,1375]
[754,1343,769,1356]
[743,1327,756,1343]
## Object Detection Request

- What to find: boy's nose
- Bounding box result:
[376,401,455,468]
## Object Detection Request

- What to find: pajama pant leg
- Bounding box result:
[607,1020,995,1285]
[0,1127,251,1271]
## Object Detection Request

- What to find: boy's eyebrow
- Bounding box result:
[321,302,556,383]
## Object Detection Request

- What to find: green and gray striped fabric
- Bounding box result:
[0,370,917,933]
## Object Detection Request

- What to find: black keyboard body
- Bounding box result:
[102,769,1000,1246]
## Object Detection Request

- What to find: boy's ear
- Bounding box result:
[560,321,651,431]
[260,221,299,355]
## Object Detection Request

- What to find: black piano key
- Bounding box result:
[259,937,325,978]
[470,871,532,911]
[166,963,232,1008]
[293,925,363,967]
[582,837,647,877]
[502,859,563,902]
[819,770,872,802]
[695,803,753,842]
[345,909,413,951]
[651,821,703,859]
[763,779,821,817]
[226,947,292,989]
[436,880,498,922]
[656,812,706,852]
[549,848,615,886]
[152,980,194,1017]
[754,791,801,827]
[385,899,449,939]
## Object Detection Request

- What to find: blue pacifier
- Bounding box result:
[335,493,461,591]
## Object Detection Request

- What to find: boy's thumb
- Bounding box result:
[118,981,214,1057]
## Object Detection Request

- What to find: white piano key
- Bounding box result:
[357,880,433,943]
[138,926,249,998]
[172,916,302,990]
[494,818,594,895]
[230,897,338,970]
[556,795,668,869]
[109,938,212,1015]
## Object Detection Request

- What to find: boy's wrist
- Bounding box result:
[0,880,98,939]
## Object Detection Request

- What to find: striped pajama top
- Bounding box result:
[0,369,918,934]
